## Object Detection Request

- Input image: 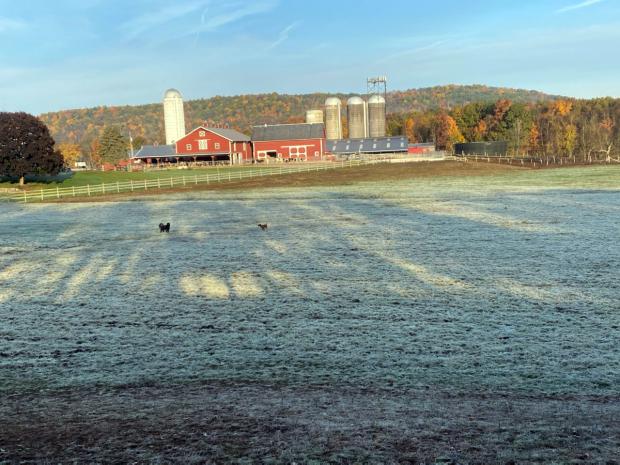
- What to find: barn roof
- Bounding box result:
[204,127,251,142]
[132,144,176,158]
[252,123,325,141]
[327,136,409,154]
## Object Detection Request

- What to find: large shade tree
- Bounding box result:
[98,126,129,164]
[0,112,64,185]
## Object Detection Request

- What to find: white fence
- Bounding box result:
[1,161,368,203]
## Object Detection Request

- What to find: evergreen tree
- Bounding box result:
[98,126,128,164]
[0,112,64,185]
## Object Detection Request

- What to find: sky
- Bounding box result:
[1,0,619,114]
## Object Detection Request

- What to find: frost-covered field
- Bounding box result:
[1,165,620,463]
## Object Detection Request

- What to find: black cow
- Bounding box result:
[159,222,170,233]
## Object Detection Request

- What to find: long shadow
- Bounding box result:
[1,188,619,397]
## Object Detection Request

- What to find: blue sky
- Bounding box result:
[1,0,618,114]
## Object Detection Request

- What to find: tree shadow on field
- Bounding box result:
[0,190,619,397]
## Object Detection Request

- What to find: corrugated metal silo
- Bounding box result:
[368,94,386,137]
[305,109,324,124]
[324,97,342,140]
[347,96,367,139]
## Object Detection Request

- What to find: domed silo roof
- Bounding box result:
[347,96,364,105]
[164,88,182,99]
[325,97,342,106]
[368,94,385,104]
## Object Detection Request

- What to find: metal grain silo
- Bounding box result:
[347,96,367,139]
[324,97,342,140]
[368,94,386,137]
[305,109,324,124]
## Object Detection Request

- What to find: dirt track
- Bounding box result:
[2,383,618,464]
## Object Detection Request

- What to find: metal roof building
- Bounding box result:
[252,123,325,141]
[132,144,176,159]
[327,136,408,155]
[252,123,326,162]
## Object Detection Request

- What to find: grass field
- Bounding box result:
[1,163,619,463]
[0,165,279,190]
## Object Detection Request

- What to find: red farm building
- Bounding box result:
[175,126,252,164]
[131,126,251,166]
[251,123,326,163]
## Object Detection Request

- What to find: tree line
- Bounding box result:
[388,98,620,159]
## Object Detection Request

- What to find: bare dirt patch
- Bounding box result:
[2,383,618,464]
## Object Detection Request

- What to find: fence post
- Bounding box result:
[40,189,44,201]
[195,175,198,184]
[24,190,27,203]
[183,176,186,186]
[73,186,76,197]
[87,185,91,197]
[144,179,147,190]
[170,177,173,187]
[157,178,161,189]
[131,180,134,191]
[56,186,60,199]
[102,183,105,194]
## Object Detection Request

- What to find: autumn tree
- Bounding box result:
[89,138,102,168]
[57,142,82,167]
[433,113,464,151]
[529,123,541,155]
[452,102,488,141]
[404,117,415,142]
[0,112,64,185]
[131,135,147,151]
[98,126,128,164]
[386,113,404,137]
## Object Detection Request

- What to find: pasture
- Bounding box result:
[1,165,619,463]
[0,165,281,191]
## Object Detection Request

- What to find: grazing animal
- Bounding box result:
[257,223,268,230]
[159,222,170,233]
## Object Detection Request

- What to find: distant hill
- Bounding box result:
[39,85,559,150]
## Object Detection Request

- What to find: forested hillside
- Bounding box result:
[39,85,556,152]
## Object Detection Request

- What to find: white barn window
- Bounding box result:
[198,140,208,150]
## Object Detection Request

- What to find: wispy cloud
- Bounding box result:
[267,21,300,49]
[556,0,604,13]
[121,0,211,39]
[185,1,277,37]
[0,17,26,33]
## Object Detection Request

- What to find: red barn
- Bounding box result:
[175,127,252,164]
[251,123,325,163]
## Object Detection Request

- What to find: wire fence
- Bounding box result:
[1,160,369,203]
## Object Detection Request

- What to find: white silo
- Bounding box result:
[163,88,186,145]
[325,97,342,140]
[306,109,324,124]
[347,96,367,139]
[368,94,386,137]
